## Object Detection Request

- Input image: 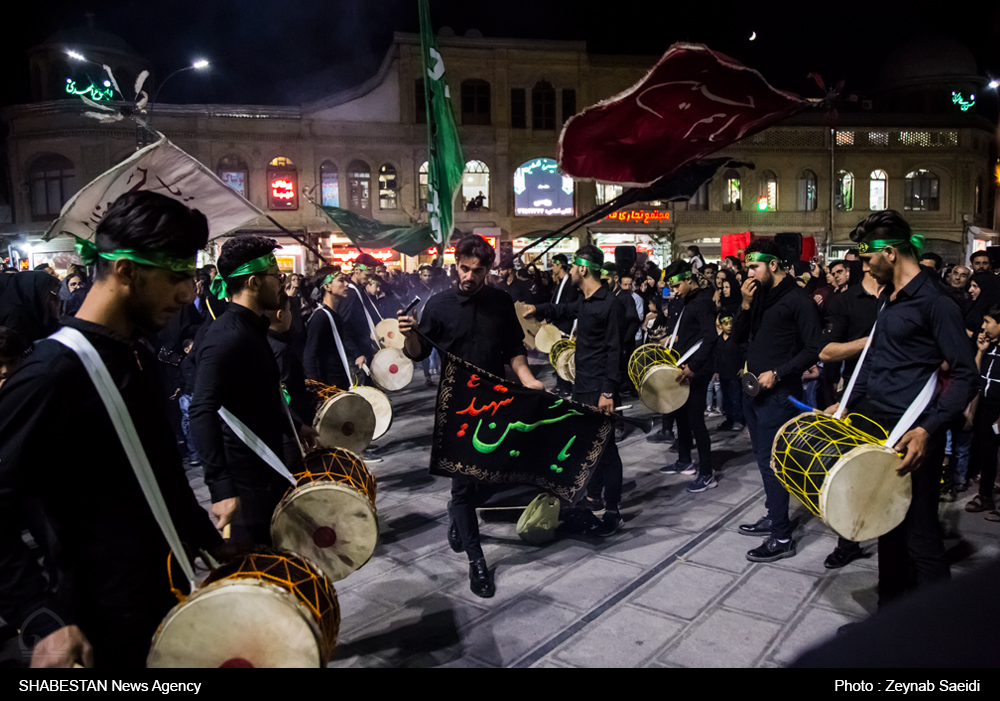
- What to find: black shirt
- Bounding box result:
[848,270,979,436]
[979,341,1000,402]
[190,303,292,503]
[614,286,642,347]
[269,329,315,427]
[549,274,581,335]
[407,285,526,377]
[535,285,625,395]
[303,305,353,390]
[673,286,718,378]
[339,283,379,360]
[0,317,220,644]
[823,281,880,381]
[715,332,745,380]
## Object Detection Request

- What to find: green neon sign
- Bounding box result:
[66,78,113,101]
[951,91,975,112]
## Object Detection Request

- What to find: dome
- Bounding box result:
[876,34,978,90]
[41,12,139,58]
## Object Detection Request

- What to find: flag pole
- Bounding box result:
[263,215,329,265]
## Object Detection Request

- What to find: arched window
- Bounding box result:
[514,158,573,216]
[904,170,939,211]
[723,169,741,211]
[320,161,339,207]
[462,160,490,211]
[836,170,854,211]
[267,156,298,210]
[418,161,429,212]
[348,160,371,214]
[378,164,398,210]
[798,170,817,211]
[461,79,491,126]
[757,170,777,211]
[531,81,556,130]
[596,182,623,206]
[869,169,887,211]
[218,155,249,198]
[29,154,76,221]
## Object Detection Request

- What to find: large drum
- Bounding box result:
[534,324,563,354]
[349,385,393,441]
[271,448,378,583]
[771,412,911,542]
[514,301,543,350]
[375,318,406,350]
[370,348,414,391]
[549,338,576,382]
[628,344,689,414]
[311,385,376,454]
[148,550,340,668]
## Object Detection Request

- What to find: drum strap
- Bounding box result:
[668,309,684,351]
[321,308,354,385]
[835,302,885,420]
[281,397,306,459]
[349,283,381,341]
[555,275,569,304]
[675,339,703,367]
[217,407,297,485]
[570,319,578,340]
[886,371,939,448]
[48,327,197,591]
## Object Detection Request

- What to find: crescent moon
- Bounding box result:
[750,31,757,41]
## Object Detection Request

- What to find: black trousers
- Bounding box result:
[229,485,285,547]
[676,374,713,476]
[971,397,1000,501]
[450,477,491,562]
[579,391,624,508]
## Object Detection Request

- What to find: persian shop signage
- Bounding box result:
[514,159,574,216]
[426,235,498,256]
[601,210,671,225]
[268,170,298,210]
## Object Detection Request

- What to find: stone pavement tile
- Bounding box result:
[510,537,596,568]
[659,609,782,668]
[652,499,737,534]
[683,529,757,575]
[335,589,395,638]
[351,553,466,606]
[550,604,685,668]
[812,569,878,617]
[439,560,564,604]
[332,552,406,593]
[529,659,576,668]
[376,513,451,564]
[536,556,644,612]
[596,526,693,567]
[702,476,764,506]
[465,597,581,667]
[629,562,736,620]
[769,606,862,666]
[770,530,842,576]
[721,566,822,621]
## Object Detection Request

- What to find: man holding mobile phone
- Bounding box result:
[965,304,1000,521]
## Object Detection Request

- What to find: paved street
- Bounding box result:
[186,361,1000,668]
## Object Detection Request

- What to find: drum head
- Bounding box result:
[313,393,376,454]
[534,324,563,354]
[370,348,414,391]
[514,302,543,350]
[638,365,689,414]
[555,348,575,382]
[742,372,760,397]
[821,443,911,542]
[272,483,378,583]
[148,579,324,668]
[375,318,405,350]
[349,386,393,441]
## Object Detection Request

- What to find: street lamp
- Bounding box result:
[140,59,210,146]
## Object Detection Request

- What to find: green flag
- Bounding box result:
[418,0,465,247]
[319,206,437,257]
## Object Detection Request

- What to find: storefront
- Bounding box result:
[587,206,673,269]
[416,233,499,268]
[511,236,579,270]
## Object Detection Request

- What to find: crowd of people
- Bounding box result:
[1,191,998,667]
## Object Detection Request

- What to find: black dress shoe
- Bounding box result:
[746,537,796,563]
[448,521,463,553]
[824,544,866,569]
[469,558,495,598]
[738,515,773,536]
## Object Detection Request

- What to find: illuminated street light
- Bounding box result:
[193,59,209,70]
[990,80,1000,90]
[67,50,86,62]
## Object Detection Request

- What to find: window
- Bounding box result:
[218,155,249,198]
[462,160,490,211]
[29,154,76,220]
[418,161,429,211]
[596,182,623,206]
[562,89,576,125]
[904,169,939,211]
[378,164,397,210]
[267,156,298,210]
[723,169,741,211]
[461,79,490,126]
[514,158,573,216]
[687,182,708,211]
[511,88,526,129]
[869,169,887,211]
[319,161,339,207]
[531,81,556,130]
[836,170,854,211]
[757,170,777,211]
[348,160,371,215]
[798,170,817,211]
[415,79,426,124]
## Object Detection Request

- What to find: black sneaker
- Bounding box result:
[746,537,796,563]
[823,544,865,569]
[590,511,623,537]
[718,421,735,432]
[646,429,675,444]
[469,558,495,598]
[660,461,693,475]
[738,515,773,537]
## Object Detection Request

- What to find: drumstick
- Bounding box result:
[403,296,421,316]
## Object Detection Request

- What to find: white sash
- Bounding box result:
[668,308,684,351]
[49,327,197,590]
[555,275,569,304]
[216,407,296,485]
[321,308,354,384]
[349,283,381,341]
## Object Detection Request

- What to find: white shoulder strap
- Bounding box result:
[668,308,685,351]
[321,308,354,383]
[216,407,296,485]
[49,327,197,590]
[835,302,885,420]
[350,283,381,339]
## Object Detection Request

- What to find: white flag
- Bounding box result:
[43,136,263,241]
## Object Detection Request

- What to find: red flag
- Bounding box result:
[721,232,752,261]
[558,43,811,186]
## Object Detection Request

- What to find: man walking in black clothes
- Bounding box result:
[191,235,318,546]
[658,260,719,493]
[548,253,580,396]
[0,192,222,667]
[525,245,627,535]
[846,211,977,607]
[735,239,821,563]
[399,236,544,598]
[339,253,382,378]
[268,290,315,467]
[303,265,354,392]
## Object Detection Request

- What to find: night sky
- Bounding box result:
[2,1,999,108]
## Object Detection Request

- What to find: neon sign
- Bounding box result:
[271,179,295,199]
[268,171,298,210]
[951,91,975,111]
[333,249,397,263]
[514,158,574,216]
[426,235,498,256]
[65,78,113,101]
[757,196,769,211]
[602,210,671,224]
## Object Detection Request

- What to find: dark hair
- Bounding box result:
[552,253,570,269]
[725,255,740,267]
[454,235,496,268]
[971,250,990,262]
[829,259,847,273]
[687,245,701,256]
[0,326,30,361]
[846,247,859,257]
[850,210,914,256]
[312,265,343,291]
[93,191,209,280]
[986,303,1000,323]
[574,245,604,277]
[663,260,691,280]
[353,253,379,269]
[34,263,51,271]
[920,251,943,270]
[217,234,279,296]
[744,238,784,268]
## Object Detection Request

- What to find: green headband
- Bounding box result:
[322,270,342,286]
[74,236,197,273]
[574,255,603,272]
[210,252,278,300]
[858,235,925,255]
[744,252,780,264]
[668,270,693,284]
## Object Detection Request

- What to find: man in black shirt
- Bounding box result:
[267,290,315,467]
[339,253,381,378]
[658,261,719,492]
[548,254,580,396]
[399,235,543,598]
[847,211,978,607]
[734,240,821,563]
[191,235,318,546]
[0,192,222,667]
[966,305,1000,520]
[304,265,354,391]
